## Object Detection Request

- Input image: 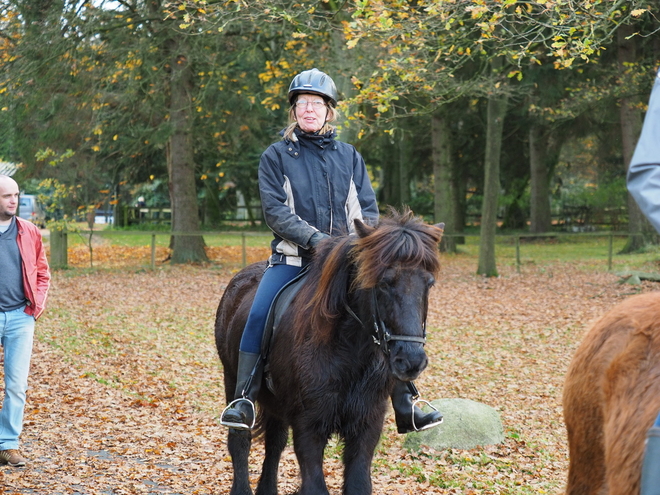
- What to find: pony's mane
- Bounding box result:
[352,208,443,290]
[300,235,355,327]
[299,208,443,330]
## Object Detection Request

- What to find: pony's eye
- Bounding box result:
[427,275,435,288]
[379,269,396,285]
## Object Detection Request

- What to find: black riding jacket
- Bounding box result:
[259,127,379,266]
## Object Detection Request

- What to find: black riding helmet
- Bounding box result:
[288,68,338,108]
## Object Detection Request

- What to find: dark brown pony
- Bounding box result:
[563,291,660,494]
[215,209,443,495]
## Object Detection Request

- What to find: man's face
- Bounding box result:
[0,177,19,222]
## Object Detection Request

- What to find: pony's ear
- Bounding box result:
[434,222,445,243]
[354,218,375,238]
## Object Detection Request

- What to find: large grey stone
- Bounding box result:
[403,398,504,451]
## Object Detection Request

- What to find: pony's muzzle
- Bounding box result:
[390,343,428,381]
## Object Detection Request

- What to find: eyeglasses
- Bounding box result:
[295,99,326,109]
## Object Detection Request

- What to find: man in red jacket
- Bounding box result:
[0,175,50,467]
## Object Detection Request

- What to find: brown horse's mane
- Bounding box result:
[295,208,443,336]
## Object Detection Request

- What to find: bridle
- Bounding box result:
[346,287,428,356]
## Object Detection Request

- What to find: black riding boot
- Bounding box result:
[391,380,443,434]
[220,351,263,430]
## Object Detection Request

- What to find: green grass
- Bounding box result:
[102,231,271,248]
[446,233,660,272]
[60,230,273,248]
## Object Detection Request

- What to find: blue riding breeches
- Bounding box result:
[239,263,305,354]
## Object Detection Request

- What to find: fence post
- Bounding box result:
[515,236,521,273]
[151,234,156,270]
[608,234,613,271]
[242,232,247,267]
[49,229,68,269]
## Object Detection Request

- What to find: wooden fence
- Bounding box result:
[46,230,653,272]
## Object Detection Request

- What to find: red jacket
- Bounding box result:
[15,217,50,319]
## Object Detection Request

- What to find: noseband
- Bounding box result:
[345,289,427,355]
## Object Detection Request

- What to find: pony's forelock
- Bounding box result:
[352,209,442,290]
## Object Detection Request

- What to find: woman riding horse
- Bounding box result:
[219,68,442,434]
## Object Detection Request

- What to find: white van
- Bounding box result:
[18,194,46,228]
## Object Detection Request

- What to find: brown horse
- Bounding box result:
[214,209,443,495]
[563,291,660,494]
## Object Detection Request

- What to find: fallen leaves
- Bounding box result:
[64,243,271,268]
[4,251,654,493]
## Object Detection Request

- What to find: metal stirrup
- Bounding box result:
[411,398,443,432]
[220,398,257,430]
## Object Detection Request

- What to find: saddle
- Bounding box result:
[261,266,310,394]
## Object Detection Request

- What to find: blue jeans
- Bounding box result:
[239,264,304,354]
[0,306,34,450]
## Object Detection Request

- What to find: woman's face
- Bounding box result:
[294,93,328,133]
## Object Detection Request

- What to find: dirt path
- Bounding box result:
[1,257,652,494]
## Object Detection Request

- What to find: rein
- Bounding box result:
[345,289,427,355]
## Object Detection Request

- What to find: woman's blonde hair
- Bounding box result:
[282,98,338,142]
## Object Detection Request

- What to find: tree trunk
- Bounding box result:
[617,24,651,253]
[529,123,553,233]
[477,86,508,277]
[49,228,68,269]
[398,129,411,207]
[167,38,208,264]
[432,110,457,253]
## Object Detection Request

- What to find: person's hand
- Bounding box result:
[309,232,330,249]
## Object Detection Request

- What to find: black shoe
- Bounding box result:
[220,398,256,430]
[396,402,443,434]
[221,351,262,430]
[391,380,443,434]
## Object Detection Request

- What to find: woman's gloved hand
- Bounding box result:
[309,232,330,249]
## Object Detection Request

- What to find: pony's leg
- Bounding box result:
[228,428,254,495]
[255,417,289,495]
[292,427,330,495]
[341,421,381,495]
[563,352,607,494]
